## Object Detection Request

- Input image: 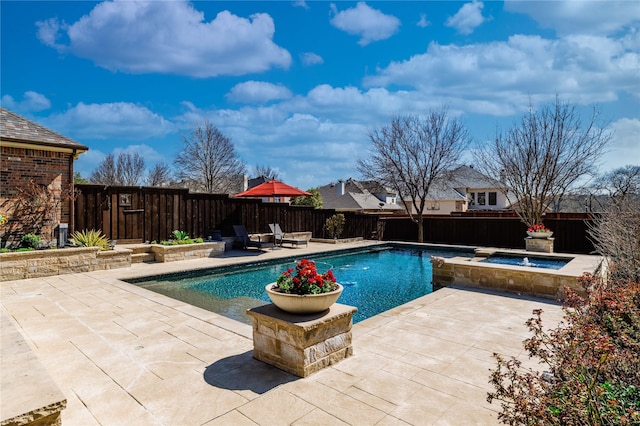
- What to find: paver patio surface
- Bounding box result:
[1,241,565,425]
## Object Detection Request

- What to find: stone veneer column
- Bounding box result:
[525,237,554,253]
[246,303,357,377]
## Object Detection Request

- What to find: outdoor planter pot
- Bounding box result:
[527,231,554,239]
[265,283,344,314]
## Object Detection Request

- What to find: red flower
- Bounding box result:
[528,223,551,233]
[274,258,339,295]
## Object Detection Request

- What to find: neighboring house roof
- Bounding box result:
[426,181,467,201]
[318,178,402,211]
[417,165,502,201]
[247,175,269,189]
[449,165,501,191]
[0,107,88,155]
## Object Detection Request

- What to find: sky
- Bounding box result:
[1,0,639,191]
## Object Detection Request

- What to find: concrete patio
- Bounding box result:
[1,241,566,425]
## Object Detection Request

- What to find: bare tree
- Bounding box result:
[252,165,279,180]
[174,121,246,193]
[146,162,173,187]
[588,165,640,282]
[89,153,118,185]
[117,152,145,185]
[475,97,611,227]
[358,108,470,242]
[89,152,145,186]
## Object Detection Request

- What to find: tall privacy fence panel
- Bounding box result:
[74,185,595,254]
[74,185,378,243]
[379,213,595,254]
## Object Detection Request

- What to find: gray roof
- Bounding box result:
[323,192,402,211]
[318,178,401,211]
[426,181,467,200]
[0,107,88,151]
[449,165,498,189]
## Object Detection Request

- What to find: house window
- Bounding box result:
[489,192,497,206]
[469,192,475,205]
[477,192,486,206]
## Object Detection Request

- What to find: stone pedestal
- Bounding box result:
[246,303,357,377]
[525,237,554,253]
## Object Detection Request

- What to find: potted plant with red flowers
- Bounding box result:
[527,223,553,238]
[265,258,343,314]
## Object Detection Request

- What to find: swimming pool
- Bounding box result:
[127,245,472,324]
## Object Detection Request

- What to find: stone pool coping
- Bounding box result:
[1,240,591,425]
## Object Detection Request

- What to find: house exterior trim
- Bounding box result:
[0,139,87,160]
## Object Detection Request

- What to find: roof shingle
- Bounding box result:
[0,107,88,150]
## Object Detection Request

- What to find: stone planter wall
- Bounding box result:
[0,247,133,282]
[97,248,133,270]
[149,242,225,262]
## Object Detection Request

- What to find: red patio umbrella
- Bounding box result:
[235,179,311,198]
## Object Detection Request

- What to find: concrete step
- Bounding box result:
[131,252,156,263]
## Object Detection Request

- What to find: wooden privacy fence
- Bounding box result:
[380,213,595,254]
[74,185,378,243]
[74,185,595,254]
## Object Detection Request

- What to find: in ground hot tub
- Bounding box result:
[479,254,571,270]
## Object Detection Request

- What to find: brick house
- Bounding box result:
[0,107,88,247]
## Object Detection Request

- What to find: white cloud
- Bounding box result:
[293,1,309,10]
[301,52,324,66]
[44,102,175,140]
[364,33,639,114]
[417,13,430,28]
[74,148,107,178]
[74,144,166,178]
[504,0,640,36]
[330,2,400,46]
[599,117,640,172]
[226,81,292,104]
[36,0,291,77]
[114,144,166,163]
[1,91,51,112]
[35,18,63,48]
[445,1,486,35]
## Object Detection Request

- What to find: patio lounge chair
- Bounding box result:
[233,225,273,250]
[269,223,308,248]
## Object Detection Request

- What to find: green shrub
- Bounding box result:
[0,248,10,253]
[21,233,40,249]
[16,247,35,252]
[194,237,204,243]
[70,229,111,251]
[171,230,190,241]
[325,214,346,239]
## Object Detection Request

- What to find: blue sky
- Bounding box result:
[2,0,638,191]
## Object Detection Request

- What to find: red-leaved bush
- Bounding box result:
[488,273,640,425]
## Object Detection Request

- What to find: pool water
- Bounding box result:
[128,246,471,324]
[480,255,569,270]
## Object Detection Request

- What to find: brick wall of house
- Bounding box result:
[1,146,74,247]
